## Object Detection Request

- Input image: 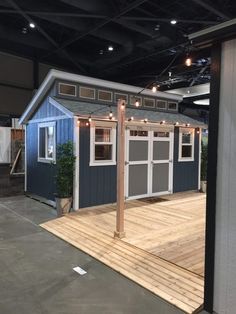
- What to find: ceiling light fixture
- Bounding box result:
[29,22,36,29]
[108,45,114,51]
[170,19,177,25]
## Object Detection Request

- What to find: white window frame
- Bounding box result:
[143,97,155,108]
[58,82,77,97]
[90,121,116,166]
[79,86,96,100]
[98,89,113,102]
[156,100,167,110]
[38,122,56,163]
[178,127,195,162]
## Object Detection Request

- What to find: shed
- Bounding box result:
[20,70,205,209]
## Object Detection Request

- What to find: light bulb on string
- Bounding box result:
[152,85,157,93]
[135,100,140,107]
[185,56,192,67]
[88,115,92,123]
[109,106,113,119]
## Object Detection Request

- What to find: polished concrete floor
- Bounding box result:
[0,196,209,314]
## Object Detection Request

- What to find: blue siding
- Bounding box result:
[26,118,73,201]
[31,97,63,120]
[79,121,117,208]
[173,127,199,192]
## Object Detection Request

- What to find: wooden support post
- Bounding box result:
[114,99,126,239]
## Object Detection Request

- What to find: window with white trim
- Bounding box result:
[58,83,76,96]
[90,122,116,166]
[178,128,194,161]
[38,122,56,162]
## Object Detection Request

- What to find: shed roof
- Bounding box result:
[53,97,205,127]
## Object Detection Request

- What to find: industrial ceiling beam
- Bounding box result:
[0,9,219,25]
[5,0,87,73]
[190,0,230,20]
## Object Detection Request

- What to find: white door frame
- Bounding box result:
[125,125,174,199]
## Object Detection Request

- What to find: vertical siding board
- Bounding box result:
[173,127,199,192]
[79,121,117,208]
[26,118,73,201]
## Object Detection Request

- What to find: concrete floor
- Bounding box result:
[0,196,209,314]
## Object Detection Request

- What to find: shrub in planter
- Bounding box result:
[55,141,76,216]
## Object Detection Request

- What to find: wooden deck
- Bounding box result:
[41,193,205,314]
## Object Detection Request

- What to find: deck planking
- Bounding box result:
[41,193,205,314]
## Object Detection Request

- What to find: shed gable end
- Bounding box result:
[30,97,66,121]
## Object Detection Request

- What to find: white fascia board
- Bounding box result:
[19,69,183,124]
[189,18,236,40]
[49,97,74,118]
[19,70,55,124]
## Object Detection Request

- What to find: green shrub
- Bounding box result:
[55,141,76,198]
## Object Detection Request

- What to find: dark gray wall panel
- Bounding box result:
[79,121,117,208]
[153,141,169,160]
[129,164,148,196]
[152,163,169,193]
[26,118,73,201]
[129,140,148,161]
[173,127,199,192]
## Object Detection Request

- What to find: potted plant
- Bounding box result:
[55,141,76,217]
[200,141,208,193]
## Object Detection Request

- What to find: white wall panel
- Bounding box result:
[214,38,236,314]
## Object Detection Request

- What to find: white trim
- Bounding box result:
[28,116,69,124]
[198,128,202,190]
[73,117,80,210]
[24,126,27,192]
[37,121,56,163]
[89,121,116,166]
[19,69,182,124]
[58,82,77,97]
[79,86,96,100]
[178,127,195,162]
[114,92,128,103]
[98,89,113,102]
[49,97,74,117]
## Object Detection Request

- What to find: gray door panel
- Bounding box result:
[152,163,169,193]
[129,164,148,196]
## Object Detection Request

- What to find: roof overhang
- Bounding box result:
[188,18,236,47]
[19,69,183,124]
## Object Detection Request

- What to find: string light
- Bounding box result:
[77,119,80,125]
[109,106,113,120]
[185,123,190,127]
[135,100,140,107]
[185,56,192,67]
[174,122,179,126]
[160,120,166,124]
[29,22,36,28]
[86,122,89,126]
[88,115,92,122]
[144,118,148,123]
[152,85,157,93]
[128,117,134,121]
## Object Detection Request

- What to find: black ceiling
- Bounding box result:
[0,0,235,90]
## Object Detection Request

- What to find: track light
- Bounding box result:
[29,22,36,29]
[108,45,114,51]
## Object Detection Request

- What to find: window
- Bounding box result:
[90,122,116,166]
[130,130,148,137]
[168,102,178,111]
[114,93,128,104]
[179,128,194,161]
[58,83,76,96]
[154,131,169,138]
[79,86,95,99]
[156,100,167,110]
[143,98,155,108]
[38,122,56,162]
[98,90,113,102]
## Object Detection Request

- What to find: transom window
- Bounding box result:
[98,90,113,102]
[179,128,194,161]
[114,93,128,104]
[90,122,116,166]
[80,86,95,99]
[143,98,155,108]
[168,102,178,111]
[156,100,167,110]
[130,130,148,137]
[58,83,76,96]
[38,122,56,163]
[154,131,169,138]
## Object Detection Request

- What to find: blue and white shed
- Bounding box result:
[20,70,205,209]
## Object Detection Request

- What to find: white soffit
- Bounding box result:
[166,83,210,98]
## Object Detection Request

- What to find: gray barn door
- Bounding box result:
[126,129,149,198]
[151,129,173,195]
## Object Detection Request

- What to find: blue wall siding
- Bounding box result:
[26,118,73,201]
[173,127,199,192]
[79,121,117,208]
[31,97,63,120]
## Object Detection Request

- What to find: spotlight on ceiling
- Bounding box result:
[152,85,157,93]
[108,45,114,51]
[29,22,36,29]
[170,19,177,25]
